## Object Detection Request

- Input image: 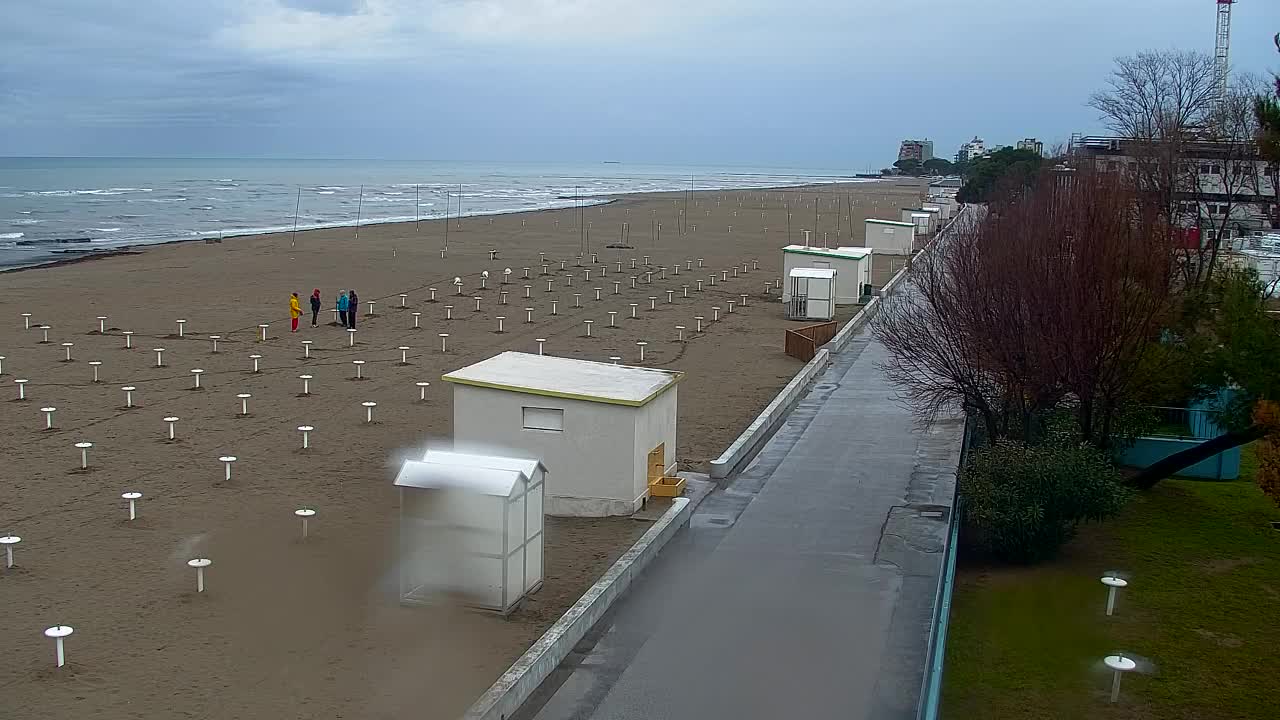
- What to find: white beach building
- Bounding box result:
[781,244,871,304]
[394,449,545,615]
[443,352,683,517]
[785,268,837,321]
[901,209,934,236]
[922,202,949,223]
[863,219,917,256]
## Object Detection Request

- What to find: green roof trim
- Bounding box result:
[782,246,872,259]
[441,371,684,408]
[865,219,915,227]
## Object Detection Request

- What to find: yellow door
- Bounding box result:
[647,444,665,483]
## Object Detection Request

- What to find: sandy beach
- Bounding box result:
[0,179,925,719]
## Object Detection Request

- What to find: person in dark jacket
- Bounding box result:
[337,291,349,328]
[309,289,322,328]
[347,289,359,328]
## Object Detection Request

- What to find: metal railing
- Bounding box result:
[1144,406,1226,440]
[916,416,973,720]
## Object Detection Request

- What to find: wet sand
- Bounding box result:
[0,179,926,719]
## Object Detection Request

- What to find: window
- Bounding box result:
[522,407,563,432]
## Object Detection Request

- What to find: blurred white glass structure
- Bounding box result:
[394,450,545,615]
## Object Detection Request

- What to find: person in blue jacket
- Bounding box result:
[337,290,349,328]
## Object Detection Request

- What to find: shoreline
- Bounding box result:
[0,200,621,274]
[0,178,895,274]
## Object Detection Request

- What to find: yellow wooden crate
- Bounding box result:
[649,476,686,498]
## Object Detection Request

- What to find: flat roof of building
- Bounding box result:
[865,219,915,228]
[782,244,872,259]
[442,351,683,407]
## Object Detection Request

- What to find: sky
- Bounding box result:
[1,0,1277,169]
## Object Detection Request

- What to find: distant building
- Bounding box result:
[955,136,987,163]
[1069,134,1278,239]
[898,139,934,164]
[1017,138,1044,156]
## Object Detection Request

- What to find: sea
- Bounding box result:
[0,158,871,270]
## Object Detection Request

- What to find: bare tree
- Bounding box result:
[1089,50,1217,143]
[1089,52,1272,286]
[874,168,1176,448]
[872,210,1011,441]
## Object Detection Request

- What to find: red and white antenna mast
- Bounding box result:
[1214,0,1235,103]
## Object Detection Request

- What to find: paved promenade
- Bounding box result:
[514,321,964,720]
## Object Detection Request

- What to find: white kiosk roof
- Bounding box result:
[394,460,523,496]
[782,244,872,259]
[443,351,683,407]
[421,449,543,479]
[394,449,545,496]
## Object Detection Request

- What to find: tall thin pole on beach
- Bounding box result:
[414,184,419,232]
[355,185,364,241]
[814,195,820,247]
[685,173,692,235]
[444,188,450,250]
[291,186,301,248]
[457,183,463,230]
[835,187,842,241]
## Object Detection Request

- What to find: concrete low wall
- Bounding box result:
[709,348,831,479]
[827,297,880,353]
[828,220,929,353]
[462,489,703,720]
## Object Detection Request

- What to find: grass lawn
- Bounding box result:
[942,446,1280,720]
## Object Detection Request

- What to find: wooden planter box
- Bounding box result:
[649,476,686,498]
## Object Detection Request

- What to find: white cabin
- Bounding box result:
[444,352,682,517]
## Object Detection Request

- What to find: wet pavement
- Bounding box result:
[513,318,964,720]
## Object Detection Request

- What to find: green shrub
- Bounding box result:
[961,440,1131,563]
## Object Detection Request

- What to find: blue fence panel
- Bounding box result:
[1121,436,1241,480]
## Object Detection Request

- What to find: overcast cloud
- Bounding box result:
[1,0,1277,167]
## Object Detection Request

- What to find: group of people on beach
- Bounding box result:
[289,288,360,332]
